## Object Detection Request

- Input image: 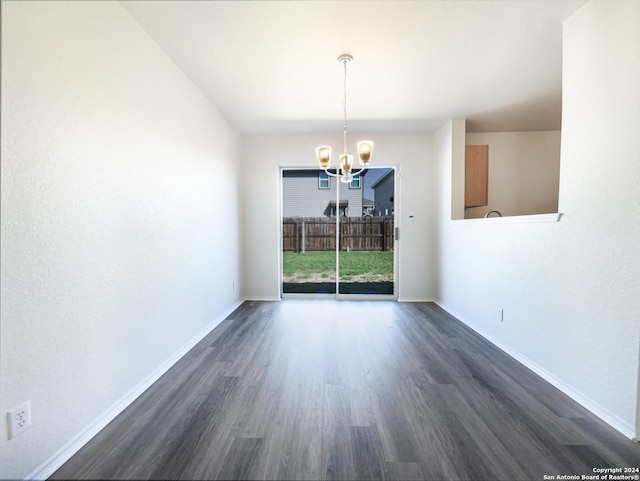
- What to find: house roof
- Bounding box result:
[371,170,395,190]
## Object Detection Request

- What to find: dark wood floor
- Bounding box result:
[52,301,640,480]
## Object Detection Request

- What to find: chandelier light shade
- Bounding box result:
[316,146,331,168]
[340,154,353,176]
[316,53,373,184]
[357,140,373,164]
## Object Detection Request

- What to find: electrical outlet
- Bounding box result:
[232,281,236,291]
[8,401,31,439]
[497,308,504,322]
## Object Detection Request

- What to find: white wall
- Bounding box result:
[434,0,640,438]
[241,133,435,302]
[0,2,242,478]
[464,131,561,219]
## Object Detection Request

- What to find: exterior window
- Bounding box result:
[319,171,330,189]
[350,174,361,189]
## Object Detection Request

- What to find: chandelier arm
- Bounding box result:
[323,167,342,178]
[323,166,368,179]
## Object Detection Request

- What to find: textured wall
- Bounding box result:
[434,0,640,438]
[0,2,242,478]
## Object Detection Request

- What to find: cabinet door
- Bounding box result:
[465,145,488,208]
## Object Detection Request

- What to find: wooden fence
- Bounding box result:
[283,217,394,252]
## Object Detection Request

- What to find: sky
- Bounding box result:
[363,167,392,201]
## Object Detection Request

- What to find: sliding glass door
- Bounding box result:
[281,167,395,297]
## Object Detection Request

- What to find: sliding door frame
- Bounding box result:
[280,165,399,300]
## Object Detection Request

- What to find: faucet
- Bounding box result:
[485,210,503,218]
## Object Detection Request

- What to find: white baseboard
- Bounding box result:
[27,299,245,481]
[434,300,637,440]
[398,297,437,303]
[243,296,282,302]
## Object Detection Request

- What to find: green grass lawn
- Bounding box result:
[283,251,393,282]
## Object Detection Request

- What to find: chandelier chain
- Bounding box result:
[343,57,348,157]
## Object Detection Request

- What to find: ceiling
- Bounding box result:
[121,0,587,134]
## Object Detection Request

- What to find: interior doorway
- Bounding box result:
[281,167,396,297]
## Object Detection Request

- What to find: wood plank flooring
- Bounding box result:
[52,301,640,480]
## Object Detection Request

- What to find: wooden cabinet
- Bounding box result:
[465,145,488,208]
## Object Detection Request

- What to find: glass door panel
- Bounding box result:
[338,167,395,295]
[282,169,336,294]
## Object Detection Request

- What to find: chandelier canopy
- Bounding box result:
[316,53,373,184]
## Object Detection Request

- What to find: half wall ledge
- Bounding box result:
[452,213,562,225]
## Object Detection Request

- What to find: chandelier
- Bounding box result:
[316,53,373,183]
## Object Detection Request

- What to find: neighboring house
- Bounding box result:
[362,198,375,217]
[371,169,395,216]
[282,169,364,218]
